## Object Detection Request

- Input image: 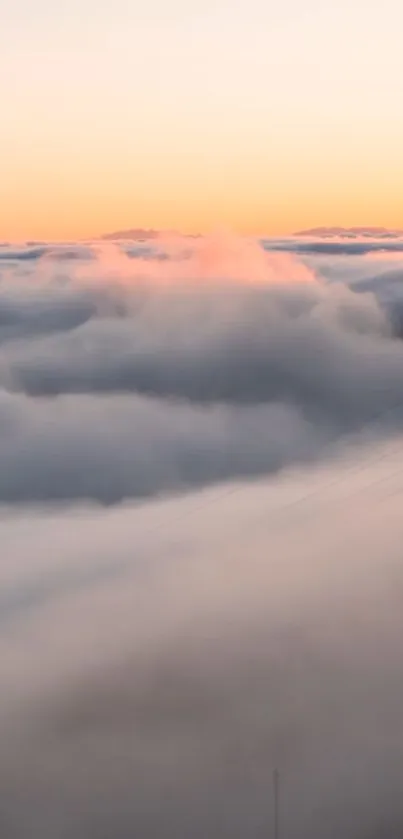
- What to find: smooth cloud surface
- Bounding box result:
[1,452,403,838]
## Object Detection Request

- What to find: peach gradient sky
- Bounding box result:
[1,0,403,240]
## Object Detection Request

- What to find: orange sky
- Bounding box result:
[2,0,403,241]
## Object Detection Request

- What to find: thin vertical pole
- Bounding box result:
[273,768,280,839]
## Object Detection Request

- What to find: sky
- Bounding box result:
[1,0,403,239]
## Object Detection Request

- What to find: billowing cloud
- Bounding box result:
[0,390,332,503]
[0,235,403,504]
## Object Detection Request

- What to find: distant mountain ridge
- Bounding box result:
[295,226,403,239]
[101,226,403,242]
[100,228,201,241]
[101,229,161,241]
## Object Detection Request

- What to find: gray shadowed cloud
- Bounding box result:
[0,390,328,503]
[0,285,130,343]
[2,278,403,416]
[0,244,95,262]
[264,239,403,256]
[0,237,403,503]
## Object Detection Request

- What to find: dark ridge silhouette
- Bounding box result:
[295,226,403,238]
[101,228,161,240]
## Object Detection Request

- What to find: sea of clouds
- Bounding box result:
[1,232,403,837]
[1,233,403,503]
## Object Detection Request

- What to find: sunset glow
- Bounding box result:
[2,0,403,240]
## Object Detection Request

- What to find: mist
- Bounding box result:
[1,448,403,837]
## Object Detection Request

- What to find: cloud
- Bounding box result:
[2,282,401,414]
[0,288,97,343]
[0,246,49,261]
[264,237,403,256]
[1,454,403,837]
[0,244,94,262]
[2,234,403,836]
[0,390,333,504]
[0,235,403,504]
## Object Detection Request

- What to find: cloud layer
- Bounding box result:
[2,234,403,837]
[0,235,403,503]
[1,451,403,837]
